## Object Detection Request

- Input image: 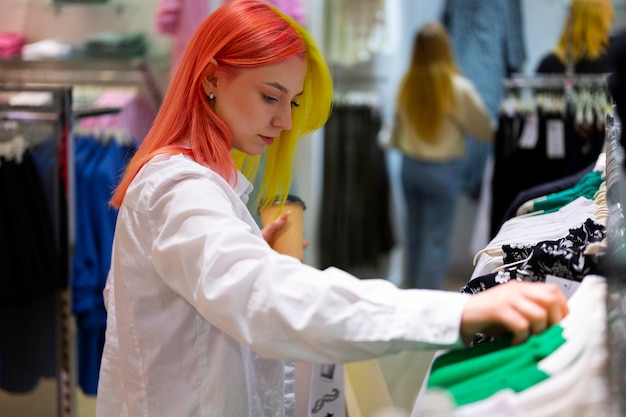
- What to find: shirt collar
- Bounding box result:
[232,170,253,205]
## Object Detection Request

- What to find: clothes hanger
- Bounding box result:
[0,134,27,162]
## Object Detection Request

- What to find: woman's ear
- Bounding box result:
[202,76,216,96]
[202,59,219,96]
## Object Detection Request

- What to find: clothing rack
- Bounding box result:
[0,58,159,417]
[0,83,121,417]
[503,73,611,91]
[333,90,382,108]
[0,84,74,417]
[331,64,388,95]
[489,73,611,239]
[603,110,626,417]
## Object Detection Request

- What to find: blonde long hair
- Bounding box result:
[396,22,459,142]
[554,0,614,64]
[110,0,333,210]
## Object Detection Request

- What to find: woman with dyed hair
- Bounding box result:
[97,2,568,416]
[393,22,494,290]
[537,0,614,73]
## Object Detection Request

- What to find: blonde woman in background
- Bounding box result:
[394,22,494,290]
[536,0,614,73]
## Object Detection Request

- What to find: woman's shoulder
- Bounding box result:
[451,74,481,95]
[140,153,213,181]
[128,154,229,204]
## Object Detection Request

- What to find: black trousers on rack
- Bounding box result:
[318,103,394,271]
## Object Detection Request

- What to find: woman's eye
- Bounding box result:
[263,94,299,108]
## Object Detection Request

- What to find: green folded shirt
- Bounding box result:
[427,324,566,405]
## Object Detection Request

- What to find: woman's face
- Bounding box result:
[211,56,307,156]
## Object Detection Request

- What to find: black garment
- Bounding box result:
[490,108,605,238]
[501,162,594,223]
[535,32,626,75]
[0,294,58,392]
[535,52,613,74]
[319,103,394,271]
[461,218,606,294]
[491,111,564,238]
[0,146,62,303]
[0,135,66,393]
[608,31,626,153]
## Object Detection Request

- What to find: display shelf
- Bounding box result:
[0,57,167,111]
[9,1,138,14]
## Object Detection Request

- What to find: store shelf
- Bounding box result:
[0,57,167,111]
[10,1,138,14]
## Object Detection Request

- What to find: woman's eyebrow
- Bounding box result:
[264,81,288,93]
[264,81,303,96]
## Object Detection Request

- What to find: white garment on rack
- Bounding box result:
[413,275,609,417]
[8,92,52,106]
[324,0,398,67]
[21,39,73,60]
[472,196,601,278]
[0,135,27,163]
[458,275,609,417]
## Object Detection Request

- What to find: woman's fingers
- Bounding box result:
[461,281,569,345]
[518,281,569,327]
[514,296,548,335]
[261,210,290,242]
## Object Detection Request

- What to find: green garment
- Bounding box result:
[529,171,603,215]
[427,324,566,405]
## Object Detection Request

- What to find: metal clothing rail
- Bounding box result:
[0,84,75,417]
[333,90,382,108]
[503,73,611,90]
[0,110,59,123]
[604,111,626,417]
[0,58,164,112]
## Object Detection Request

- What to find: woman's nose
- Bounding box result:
[272,104,293,130]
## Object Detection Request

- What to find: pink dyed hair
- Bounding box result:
[110,0,333,209]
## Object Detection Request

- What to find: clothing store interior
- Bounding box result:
[1,0,626,416]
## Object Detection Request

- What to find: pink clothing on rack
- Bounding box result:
[156,0,210,73]
[262,0,307,26]
[78,89,155,143]
[156,0,307,74]
[0,32,26,58]
[222,0,306,25]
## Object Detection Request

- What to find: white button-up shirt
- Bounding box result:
[96,153,470,417]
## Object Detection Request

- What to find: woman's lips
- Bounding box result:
[260,135,274,145]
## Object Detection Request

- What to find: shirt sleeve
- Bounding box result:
[143,167,470,364]
[455,77,495,143]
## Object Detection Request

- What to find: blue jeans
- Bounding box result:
[401,155,462,289]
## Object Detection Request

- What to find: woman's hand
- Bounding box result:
[460,281,569,345]
[261,210,310,250]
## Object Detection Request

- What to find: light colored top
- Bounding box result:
[95,153,470,417]
[396,75,494,162]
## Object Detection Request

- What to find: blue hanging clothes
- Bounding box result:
[71,132,137,395]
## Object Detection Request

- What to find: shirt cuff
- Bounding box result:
[394,289,471,348]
